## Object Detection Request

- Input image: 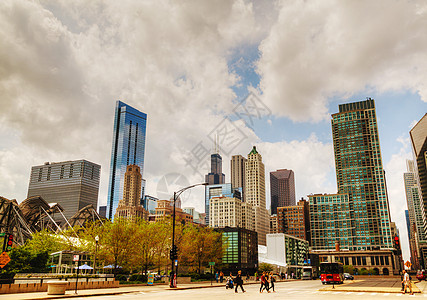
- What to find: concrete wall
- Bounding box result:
[0,280,119,294]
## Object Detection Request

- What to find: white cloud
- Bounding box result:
[257,0,427,122]
[0,0,264,206]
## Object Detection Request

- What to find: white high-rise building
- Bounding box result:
[209,196,242,228]
[245,146,269,246]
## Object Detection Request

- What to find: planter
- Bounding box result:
[47,281,67,295]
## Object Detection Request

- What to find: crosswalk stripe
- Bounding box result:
[346,292,353,294]
[371,293,377,296]
[357,292,365,295]
[383,293,390,296]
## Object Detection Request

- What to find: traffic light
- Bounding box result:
[3,234,12,252]
[170,245,178,260]
[394,236,400,249]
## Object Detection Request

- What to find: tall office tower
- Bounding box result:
[114,165,148,221]
[107,101,147,220]
[331,98,392,249]
[231,155,246,201]
[27,160,101,222]
[99,206,107,218]
[410,113,427,267]
[404,159,424,269]
[245,146,269,245]
[205,153,225,185]
[277,198,310,243]
[270,169,296,215]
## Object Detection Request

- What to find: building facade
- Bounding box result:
[107,101,147,220]
[270,169,295,215]
[231,155,246,202]
[410,113,427,268]
[277,199,310,243]
[331,98,392,249]
[114,165,148,221]
[142,195,158,215]
[27,160,100,223]
[209,196,242,228]
[245,146,269,246]
[154,199,193,223]
[315,249,396,275]
[205,183,241,226]
[219,227,258,274]
[404,160,424,269]
[309,193,354,250]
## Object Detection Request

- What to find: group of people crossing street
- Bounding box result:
[259,271,276,293]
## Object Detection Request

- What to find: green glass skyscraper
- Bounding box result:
[331,98,392,250]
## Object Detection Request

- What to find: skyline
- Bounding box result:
[1,1,427,262]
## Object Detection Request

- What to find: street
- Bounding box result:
[67,280,425,300]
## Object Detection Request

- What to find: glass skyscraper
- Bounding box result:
[331,98,392,249]
[107,101,147,220]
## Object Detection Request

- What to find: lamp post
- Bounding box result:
[170,182,208,288]
[94,235,99,274]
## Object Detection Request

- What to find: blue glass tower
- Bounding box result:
[107,101,147,220]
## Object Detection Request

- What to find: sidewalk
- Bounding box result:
[0,279,266,300]
[320,278,423,294]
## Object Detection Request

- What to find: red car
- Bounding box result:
[416,270,426,281]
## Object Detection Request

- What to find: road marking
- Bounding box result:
[357,292,365,295]
[371,293,377,296]
[346,292,353,294]
[383,293,390,296]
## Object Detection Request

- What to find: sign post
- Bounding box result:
[209,262,215,286]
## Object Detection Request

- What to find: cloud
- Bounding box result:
[0,0,264,205]
[257,0,427,122]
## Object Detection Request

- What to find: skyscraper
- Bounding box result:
[114,165,148,221]
[205,153,225,185]
[331,98,392,249]
[231,155,246,201]
[409,113,427,267]
[245,146,269,246]
[27,160,100,222]
[270,169,295,215]
[404,159,424,269]
[107,101,147,220]
[277,198,310,243]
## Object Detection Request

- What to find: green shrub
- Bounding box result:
[115,274,127,282]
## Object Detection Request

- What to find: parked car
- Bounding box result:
[344,273,354,280]
[416,270,427,281]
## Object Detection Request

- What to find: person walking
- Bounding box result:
[402,270,413,295]
[269,271,276,292]
[215,271,219,283]
[233,270,245,293]
[220,271,224,283]
[255,271,259,281]
[260,271,270,293]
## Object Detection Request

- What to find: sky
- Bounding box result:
[1,0,427,262]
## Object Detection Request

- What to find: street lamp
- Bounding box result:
[170,182,208,288]
[94,235,99,274]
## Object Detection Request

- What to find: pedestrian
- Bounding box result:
[260,271,270,293]
[220,271,224,283]
[234,270,246,293]
[400,271,404,292]
[285,273,288,279]
[402,270,413,295]
[291,272,294,279]
[269,271,276,292]
[215,271,219,283]
[246,272,250,281]
[255,271,258,281]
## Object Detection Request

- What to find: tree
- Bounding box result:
[343,265,355,275]
[258,263,274,273]
[178,224,223,274]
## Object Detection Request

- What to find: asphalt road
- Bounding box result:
[67,280,425,299]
